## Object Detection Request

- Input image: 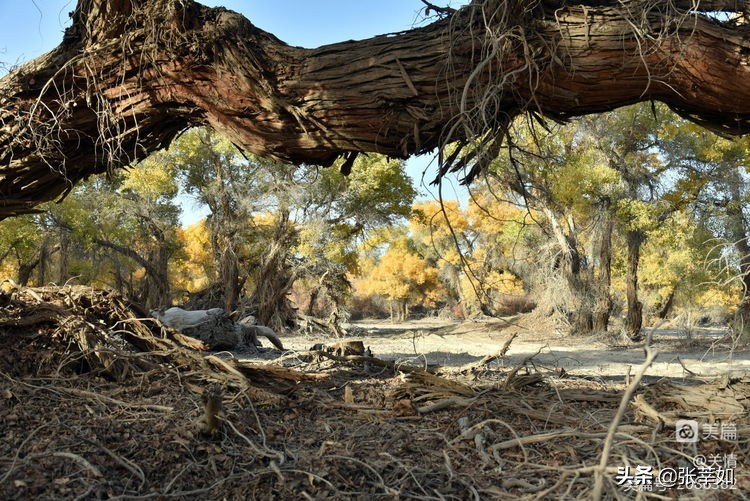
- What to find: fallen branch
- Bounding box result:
[59,387,174,413]
[49,452,102,479]
[461,332,517,372]
[415,396,477,414]
[315,351,440,375]
[592,347,658,501]
[502,346,543,389]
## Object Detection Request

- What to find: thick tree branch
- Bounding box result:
[2,0,750,218]
[93,238,157,277]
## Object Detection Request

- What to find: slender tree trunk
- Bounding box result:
[593,205,614,332]
[58,227,70,284]
[398,301,409,322]
[707,165,750,341]
[37,236,50,286]
[307,287,320,317]
[624,230,645,340]
[218,240,240,312]
[389,300,408,322]
[17,259,39,286]
[446,264,472,317]
[95,238,171,309]
[3,1,750,217]
[656,288,676,319]
[726,166,750,342]
[545,208,592,334]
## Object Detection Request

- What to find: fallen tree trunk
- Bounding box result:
[0,285,298,399]
[2,1,750,217]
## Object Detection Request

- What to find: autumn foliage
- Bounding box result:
[1,103,750,340]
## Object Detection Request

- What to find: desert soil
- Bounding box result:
[270,317,750,380]
[4,300,749,500]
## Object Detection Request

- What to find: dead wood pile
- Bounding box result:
[0,285,748,499]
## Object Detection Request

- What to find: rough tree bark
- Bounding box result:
[624,229,644,340]
[94,238,171,309]
[17,255,40,287]
[544,207,592,334]
[58,226,71,285]
[250,211,299,332]
[725,166,750,342]
[592,202,614,332]
[3,1,750,217]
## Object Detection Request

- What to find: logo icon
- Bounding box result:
[675,419,699,443]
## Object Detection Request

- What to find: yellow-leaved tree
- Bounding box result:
[355,236,443,321]
[172,220,215,297]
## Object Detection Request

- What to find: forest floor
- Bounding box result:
[275,316,749,380]
[2,289,749,500]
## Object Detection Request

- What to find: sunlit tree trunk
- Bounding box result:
[725,166,750,342]
[592,204,614,332]
[251,211,298,332]
[624,230,645,340]
[544,208,593,334]
[446,264,472,317]
[209,151,242,311]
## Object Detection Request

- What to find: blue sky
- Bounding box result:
[0,0,468,223]
[0,1,457,59]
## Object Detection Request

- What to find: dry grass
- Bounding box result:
[1,285,748,499]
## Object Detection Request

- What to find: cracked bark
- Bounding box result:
[2,0,750,217]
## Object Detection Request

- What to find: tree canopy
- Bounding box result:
[2,0,750,217]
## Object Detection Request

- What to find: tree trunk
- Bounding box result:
[3,1,750,217]
[37,236,51,286]
[146,246,172,310]
[735,287,750,344]
[446,264,473,317]
[397,301,409,322]
[217,238,240,312]
[545,208,592,334]
[94,238,171,309]
[388,300,409,323]
[306,287,320,317]
[17,259,39,287]
[656,288,675,320]
[113,257,126,297]
[725,166,750,342]
[624,230,645,340]
[204,141,243,312]
[592,204,614,332]
[16,237,57,287]
[251,214,298,332]
[58,227,70,285]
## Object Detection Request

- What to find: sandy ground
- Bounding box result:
[272,317,750,379]
[4,289,749,499]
